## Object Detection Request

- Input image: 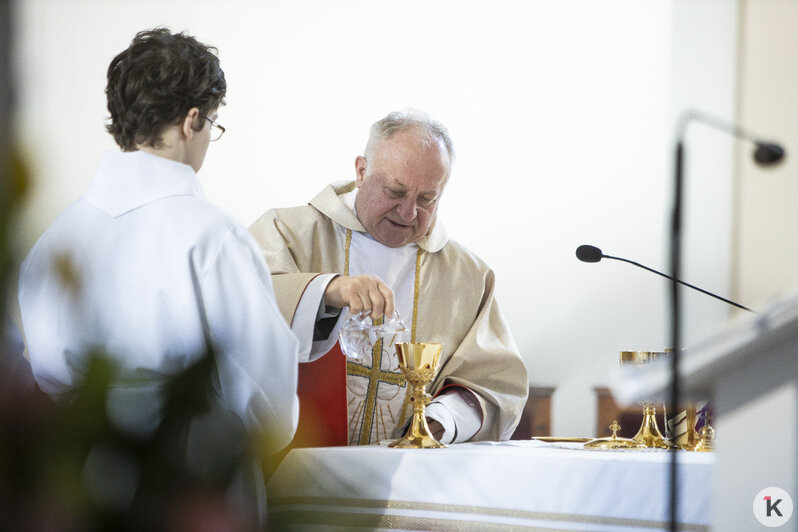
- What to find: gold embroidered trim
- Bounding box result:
[411,248,422,344]
[344,229,352,276]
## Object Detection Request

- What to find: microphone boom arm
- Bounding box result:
[602,254,754,312]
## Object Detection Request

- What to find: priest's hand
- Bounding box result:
[324,275,395,321]
[427,419,445,441]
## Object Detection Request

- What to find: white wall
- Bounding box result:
[12,0,740,437]
[734,0,798,307]
[668,0,740,384]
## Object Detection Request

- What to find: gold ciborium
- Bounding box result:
[620,351,674,449]
[692,410,715,452]
[389,342,446,449]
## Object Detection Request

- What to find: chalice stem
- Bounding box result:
[389,386,445,448]
[389,342,446,449]
[408,390,431,435]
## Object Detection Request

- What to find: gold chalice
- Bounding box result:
[620,351,674,449]
[389,342,446,449]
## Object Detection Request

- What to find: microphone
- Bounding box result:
[754,142,786,165]
[679,110,786,167]
[575,244,602,263]
[576,244,754,312]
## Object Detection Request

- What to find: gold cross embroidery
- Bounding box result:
[343,229,422,444]
[347,333,407,444]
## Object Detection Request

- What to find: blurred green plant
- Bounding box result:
[0,345,260,531]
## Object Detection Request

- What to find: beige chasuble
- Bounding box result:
[249,181,529,444]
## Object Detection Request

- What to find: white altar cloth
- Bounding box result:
[267,440,713,531]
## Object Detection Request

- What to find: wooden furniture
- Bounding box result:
[594,386,651,439]
[511,386,554,439]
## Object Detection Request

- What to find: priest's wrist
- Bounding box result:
[426,418,447,441]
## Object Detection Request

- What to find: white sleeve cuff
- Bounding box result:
[426,391,482,444]
[291,273,340,362]
[424,402,456,444]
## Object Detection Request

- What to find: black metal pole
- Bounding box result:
[666,110,782,532]
[669,139,684,532]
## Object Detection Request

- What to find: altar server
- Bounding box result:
[18,28,335,525]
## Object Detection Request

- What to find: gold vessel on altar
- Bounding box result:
[389,342,446,449]
[585,420,641,449]
[619,350,674,449]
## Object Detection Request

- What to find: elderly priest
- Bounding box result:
[249,109,528,446]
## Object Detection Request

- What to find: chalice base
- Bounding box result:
[677,428,702,451]
[676,404,701,450]
[389,412,446,449]
[632,405,675,449]
[390,433,446,449]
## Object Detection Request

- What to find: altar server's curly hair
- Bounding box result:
[105,28,226,151]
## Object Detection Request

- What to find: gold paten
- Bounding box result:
[585,420,641,450]
[534,437,592,443]
[389,342,446,449]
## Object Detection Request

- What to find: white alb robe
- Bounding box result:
[18,151,335,449]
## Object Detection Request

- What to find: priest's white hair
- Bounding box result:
[364,108,455,164]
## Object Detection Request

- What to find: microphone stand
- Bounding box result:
[668,111,783,532]
[669,124,685,532]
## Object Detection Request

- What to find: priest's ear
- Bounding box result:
[354,155,367,186]
[180,107,202,139]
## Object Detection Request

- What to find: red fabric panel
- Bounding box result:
[292,343,348,447]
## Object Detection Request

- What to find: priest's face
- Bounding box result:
[354,128,450,248]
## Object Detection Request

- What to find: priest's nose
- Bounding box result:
[395,198,417,222]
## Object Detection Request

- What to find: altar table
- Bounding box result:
[267,439,713,531]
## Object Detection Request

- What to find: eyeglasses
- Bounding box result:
[205,116,226,142]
